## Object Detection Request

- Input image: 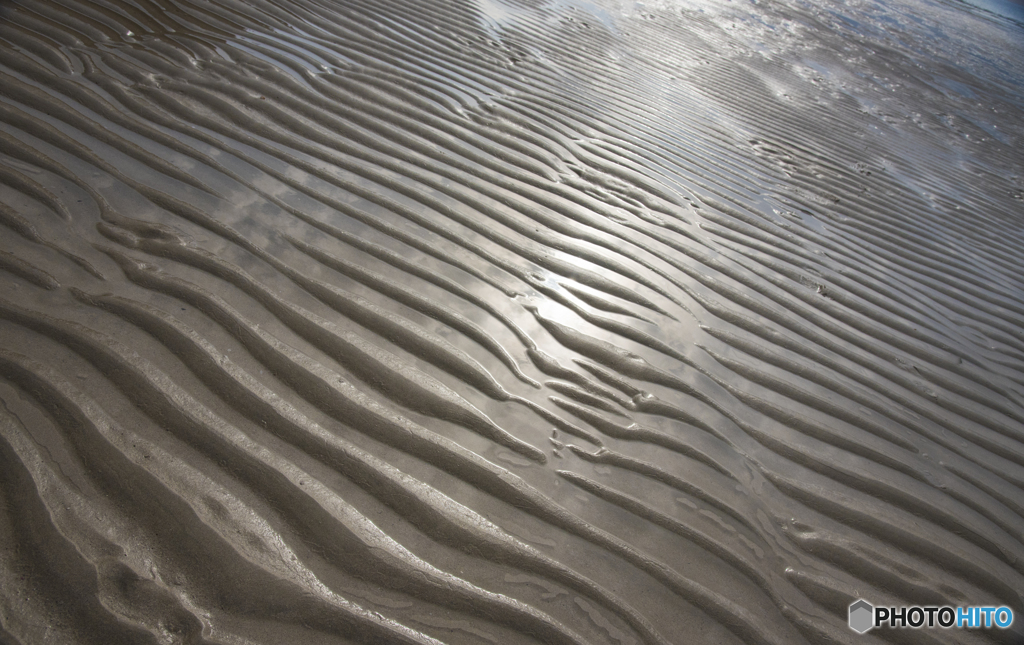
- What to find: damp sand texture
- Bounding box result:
[1,0,1023,643]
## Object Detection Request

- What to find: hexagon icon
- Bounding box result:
[849,599,874,633]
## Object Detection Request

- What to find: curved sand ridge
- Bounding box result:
[0,0,1022,642]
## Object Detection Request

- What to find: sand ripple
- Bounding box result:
[1,0,1022,642]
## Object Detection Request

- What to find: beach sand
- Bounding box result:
[0,0,1022,642]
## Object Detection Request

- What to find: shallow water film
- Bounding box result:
[1,0,1022,643]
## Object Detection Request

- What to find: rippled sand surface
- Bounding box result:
[1,0,1022,642]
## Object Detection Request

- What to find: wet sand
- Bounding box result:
[1,0,1022,642]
